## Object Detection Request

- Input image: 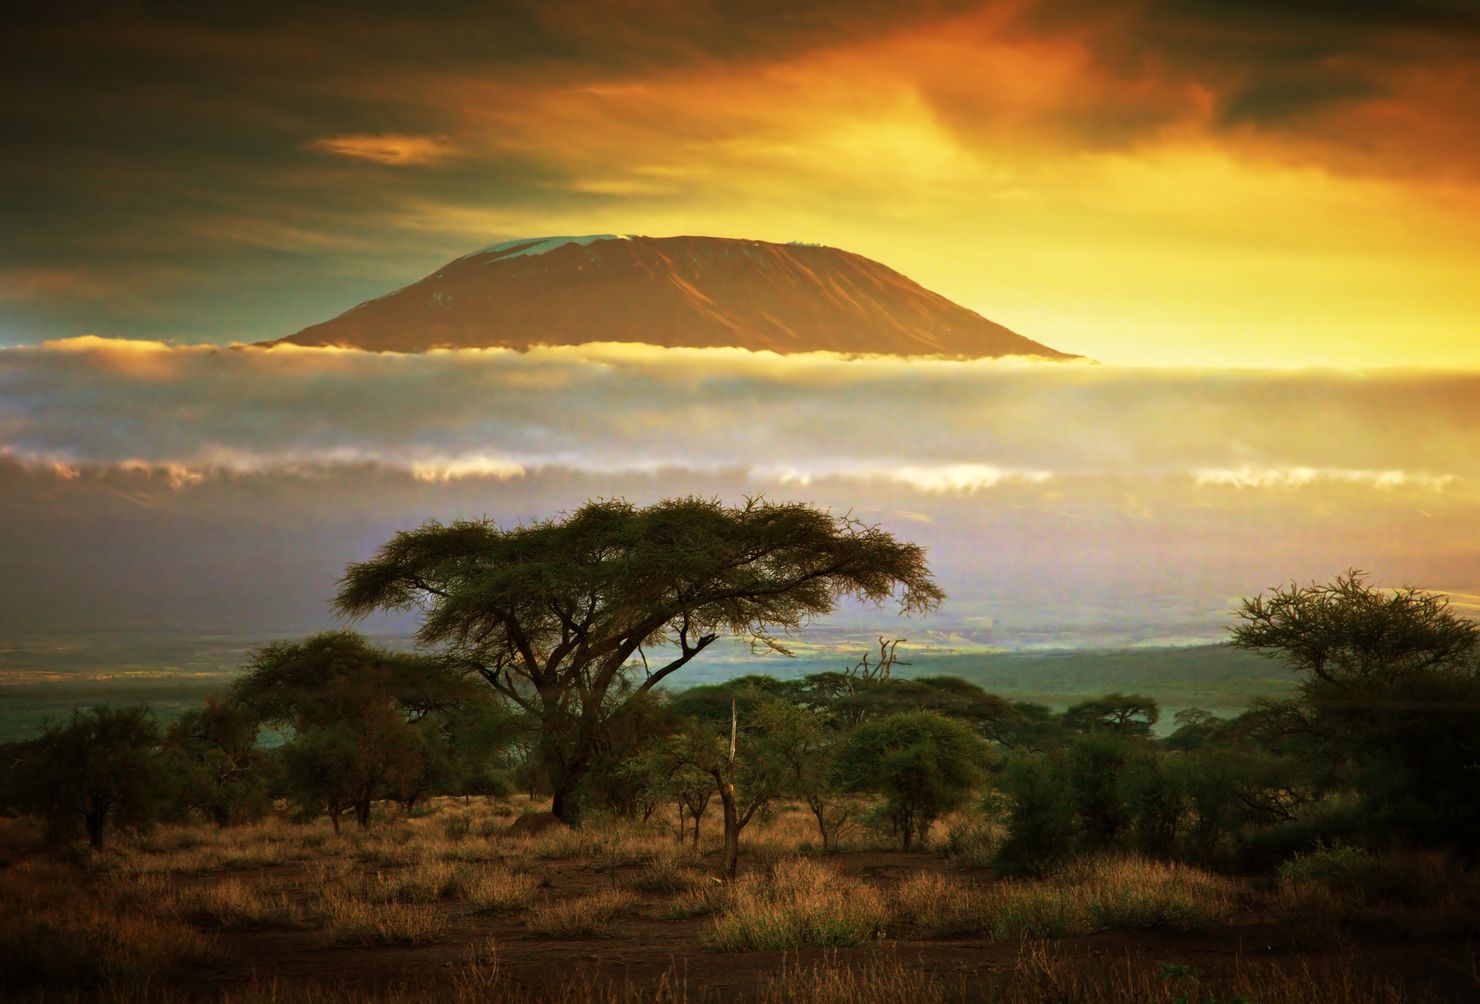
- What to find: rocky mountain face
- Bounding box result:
[277,234,1071,358]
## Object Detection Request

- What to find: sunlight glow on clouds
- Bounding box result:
[306,133,460,166]
[2,340,1475,500]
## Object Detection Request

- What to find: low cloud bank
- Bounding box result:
[3,338,1477,497]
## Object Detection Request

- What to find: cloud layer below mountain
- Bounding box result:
[2,339,1475,645]
[5,338,1478,489]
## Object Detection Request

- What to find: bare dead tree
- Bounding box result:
[843,636,908,692]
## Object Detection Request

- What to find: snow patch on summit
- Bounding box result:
[473,235,634,261]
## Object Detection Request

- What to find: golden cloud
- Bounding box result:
[305,133,459,166]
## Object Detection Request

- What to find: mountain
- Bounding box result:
[276,235,1072,358]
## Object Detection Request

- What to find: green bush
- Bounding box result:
[835,711,987,851]
[1278,842,1370,892]
[993,753,1075,877]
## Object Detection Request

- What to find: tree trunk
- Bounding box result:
[550,784,583,826]
[718,783,740,880]
[84,808,106,850]
[718,699,741,881]
[541,723,591,826]
[809,799,832,851]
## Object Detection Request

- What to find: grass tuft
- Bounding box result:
[526,889,639,938]
[707,859,888,951]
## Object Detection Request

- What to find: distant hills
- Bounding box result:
[275,235,1072,358]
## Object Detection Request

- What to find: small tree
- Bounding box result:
[1067,732,1135,850]
[334,497,942,824]
[18,706,164,849]
[1118,747,1190,858]
[753,699,858,851]
[654,694,791,879]
[1232,571,1480,850]
[993,751,1076,876]
[234,631,488,827]
[1061,694,1160,737]
[836,710,986,850]
[163,698,272,828]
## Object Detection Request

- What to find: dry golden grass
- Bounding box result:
[199,941,1444,1003]
[526,888,639,938]
[758,953,952,1003]
[627,849,709,895]
[0,801,1469,1001]
[890,871,993,935]
[364,859,461,903]
[0,856,216,991]
[706,858,889,951]
[990,939,1434,1004]
[454,864,542,912]
[176,876,302,930]
[661,881,734,920]
[888,856,1237,940]
[312,885,444,946]
[1066,856,1240,931]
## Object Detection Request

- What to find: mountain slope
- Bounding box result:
[278,235,1072,358]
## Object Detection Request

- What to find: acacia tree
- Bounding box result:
[1233,569,1477,686]
[1231,570,1480,849]
[335,496,942,823]
[17,706,164,849]
[1061,693,1160,737]
[650,697,792,879]
[163,699,272,828]
[233,631,491,828]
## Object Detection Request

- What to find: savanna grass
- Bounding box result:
[706,858,888,951]
[526,888,639,938]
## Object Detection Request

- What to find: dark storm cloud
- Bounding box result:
[1013,0,1480,127]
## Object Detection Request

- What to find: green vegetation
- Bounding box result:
[333,496,942,824]
[1,498,1476,1001]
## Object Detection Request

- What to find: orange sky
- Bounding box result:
[1,2,1478,365]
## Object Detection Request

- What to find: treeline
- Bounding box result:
[3,495,1476,886]
[4,569,1477,884]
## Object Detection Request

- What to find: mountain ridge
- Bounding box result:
[276,235,1073,358]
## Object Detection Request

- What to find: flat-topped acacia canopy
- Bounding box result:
[335,496,943,822]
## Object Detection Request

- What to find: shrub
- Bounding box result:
[1069,857,1238,931]
[835,712,987,851]
[1236,800,1365,872]
[1279,842,1371,893]
[993,753,1075,877]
